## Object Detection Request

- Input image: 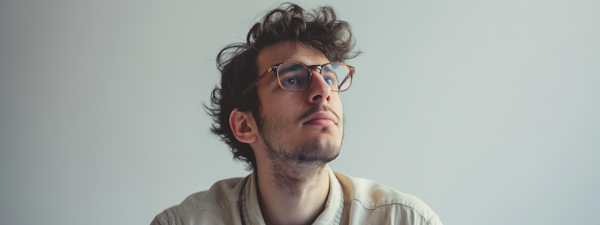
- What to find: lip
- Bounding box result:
[302,112,337,126]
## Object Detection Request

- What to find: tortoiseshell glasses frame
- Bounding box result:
[237,61,354,104]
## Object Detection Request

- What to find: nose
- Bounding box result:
[306,67,332,104]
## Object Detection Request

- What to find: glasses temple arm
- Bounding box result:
[339,67,354,88]
[237,68,272,104]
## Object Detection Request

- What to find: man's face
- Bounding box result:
[254,42,344,164]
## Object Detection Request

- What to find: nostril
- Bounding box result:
[312,95,321,101]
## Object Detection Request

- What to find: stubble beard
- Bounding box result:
[257,112,341,196]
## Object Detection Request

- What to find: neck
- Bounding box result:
[255,160,331,225]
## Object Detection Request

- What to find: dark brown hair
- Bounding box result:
[205,3,359,170]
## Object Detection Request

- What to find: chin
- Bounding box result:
[297,136,340,163]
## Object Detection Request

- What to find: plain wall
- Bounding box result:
[1,0,599,224]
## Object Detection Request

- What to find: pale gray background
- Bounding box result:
[1,0,598,225]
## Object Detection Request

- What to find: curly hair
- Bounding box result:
[205,3,360,170]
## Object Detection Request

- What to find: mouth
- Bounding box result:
[304,114,337,126]
[297,105,341,127]
[301,109,339,127]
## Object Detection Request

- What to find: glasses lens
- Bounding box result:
[322,63,351,91]
[277,63,310,91]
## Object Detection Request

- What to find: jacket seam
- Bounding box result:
[157,201,239,224]
[345,199,435,225]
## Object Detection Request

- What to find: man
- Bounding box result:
[152,3,441,225]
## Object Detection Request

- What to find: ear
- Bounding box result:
[229,108,257,144]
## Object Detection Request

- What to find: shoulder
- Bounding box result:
[334,171,442,225]
[151,176,248,225]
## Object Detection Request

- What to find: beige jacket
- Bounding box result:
[151,168,442,225]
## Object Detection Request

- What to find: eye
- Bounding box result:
[322,73,338,86]
[322,65,339,86]
[282,76,299,85]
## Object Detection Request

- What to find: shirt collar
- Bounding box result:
[241,167,344,225]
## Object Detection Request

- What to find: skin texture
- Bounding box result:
[229,41,344,225]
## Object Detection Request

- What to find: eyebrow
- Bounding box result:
[277,63,302,74]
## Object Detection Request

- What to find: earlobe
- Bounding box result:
[229,109,257,144]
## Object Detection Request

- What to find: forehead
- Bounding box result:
[256,42,329,73]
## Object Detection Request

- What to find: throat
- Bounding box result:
[256,163,331,225]
[271,160,327,196]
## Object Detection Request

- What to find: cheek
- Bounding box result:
[260,99,297,126]
[332,96,344,114]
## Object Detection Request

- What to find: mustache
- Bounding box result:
[296,105,340,124]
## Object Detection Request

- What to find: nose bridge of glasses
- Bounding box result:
[305,65,323,77]
[308,65,323,71]
[306,64,340,93]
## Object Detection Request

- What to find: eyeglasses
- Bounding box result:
[238,62,355,102]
